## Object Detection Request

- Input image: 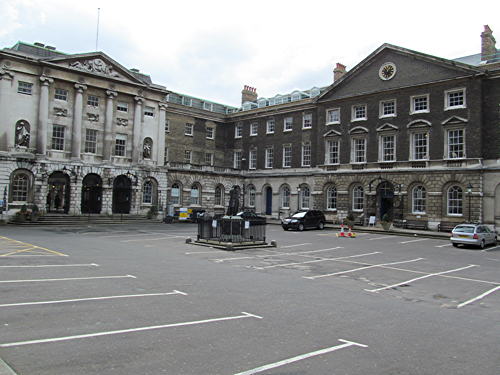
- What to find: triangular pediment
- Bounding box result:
[44,52,147,85]
[323,129,342,137]
[441,116,468,125]
[376,123,399,132]
[318,44,481,102]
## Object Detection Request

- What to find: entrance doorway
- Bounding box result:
[377,181,394,220]
[112,175,132,214]
[81,174,102,214]
[265,186,272,215]
[46,172,70,213]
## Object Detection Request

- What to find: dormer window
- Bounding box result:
[291,92,301,101]
[258,98,267,108]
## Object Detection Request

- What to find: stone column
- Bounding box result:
[157,103,168,167]
[132,96,143,163]
[37,75,54,155]
[103,90,117,160]
[0,69,15,151]
[71,83,87,159]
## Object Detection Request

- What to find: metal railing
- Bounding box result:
[197,216,266,243]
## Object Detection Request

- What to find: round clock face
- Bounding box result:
[379,62,396,80]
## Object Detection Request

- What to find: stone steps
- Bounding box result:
[9,214,159,226]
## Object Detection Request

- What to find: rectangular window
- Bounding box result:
[184,150,192,163]
[233,150,242,169]
[205,152,213,165]
[164,147,169,163]
[445,88,466,109]
[352,138,366,163]
[117,102,128,112]
[380,135,395,162]
[302,143,311,166]
[380,99,396,118]
[412,132,428,160]
[54,88,68,101]
[165,119,170,133]
[447,129,465,158]
[265,148,274,168]
[249,149,257,169]
[250,122,258,136]
[266,119,275,134]
[283,144,292,167]
[352,105,367,121]
[302,113,312,129]
[115,135,126,156]
[185,123,193,136]
[87,95,99,107]
[206,127,214,139]
[411,94,429,113]
[144,106,155,117]
[284,117,293,131]
[326,108,340,124]
[84,129,98,154]
[235,123,243,138]
[51,125,65,151]
[325,140,339,164]
[203,102,213,111]
[182,97,192,106]
[17,81,33,95]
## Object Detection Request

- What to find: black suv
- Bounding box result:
[281,210,326,231]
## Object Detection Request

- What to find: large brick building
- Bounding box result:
[1,26,499,230]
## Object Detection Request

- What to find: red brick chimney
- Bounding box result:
[333,63,346,82]
[481,25,496,61]
[241,85,258,104]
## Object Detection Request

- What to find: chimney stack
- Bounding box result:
[333,63,346,82]
[241,85,258,104]
[481,25,496,61]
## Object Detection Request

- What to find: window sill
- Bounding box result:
[351,118,367,122]
[410,110,429,115]
[325,122,340,126]
[444,105,466,111]
[302,127,312,130]
[379,114,396,119]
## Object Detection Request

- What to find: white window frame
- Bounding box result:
[17,81,33,95]
[115,134,127,157]
[117,102,128,112]
[299,186,311,209]
[184,123,194,136]
[379,99,396,118]
[282,144,292,168]
[205,152,213,166]
[379,134,396,162]
[250,122,258,136]
[184,150,192,163]
[144,106,155,117]
[233,150,242,169]
[326,186,337,210]
[351,104,367,122]
[301,143,311,167]
[326,108,340,125]
[412,185,426,214]
[266,119,275,134]
[84,128,98,154]
[87,95,99,107]
[325,139,340,165]
[445,128,465,159]
[410,94,429,114]
[206,127,214,139]
[165,119,170,133]
[214,185,224,206]
[350,137,366,164]
[444,88,466,110]
[54,88,68,101]
[235,123,243,138]
[281,186,291,209]
[265,147,274,169]
[51,125,65,151]
[284,117,293,132]
[410,131,429,161]
[190,184,200,205]
[352,185,364,212]
[447,186,463,216]
[248,187,256,208]
[249,149,257,169]
[302,113,312,129]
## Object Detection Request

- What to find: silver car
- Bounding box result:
[450,224,497,249]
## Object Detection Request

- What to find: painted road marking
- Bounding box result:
[233,339,367,375]
[0,263,99,268]
[121,236,187,242]
[0,275,136,284]
[483,245,500,252]
[367,236,393,241]
[0,290,186,308]
[456,285,500,308]
[279,243,312,248]
[399,238,428,244]
[0,236,67,257]
[435,243,453,248]
[0,312,263,347]
[211,247,343,262]
[305,258,424,280]
[365,264,477,292]
[255,252,380,270]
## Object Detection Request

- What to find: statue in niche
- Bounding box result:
[15,120,30,147]
[143,138,153,159]
[226,185,240,216]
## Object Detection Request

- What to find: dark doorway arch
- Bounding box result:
[265,186,272,215]
[81,174,102,214]
[47,172,70,214]
[377,181,394,220]
[112,175,132,214]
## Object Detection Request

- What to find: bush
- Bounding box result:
[343,211,355,228]
[147,205,158,219]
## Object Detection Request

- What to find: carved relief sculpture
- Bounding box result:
[116,118,128,126]
[54,107,68,117]
[69,59,120,78]
[143,138,153,159]
[15,120,30,147]
[87,113,99,122]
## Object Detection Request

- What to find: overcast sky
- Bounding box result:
[1,0,499,107]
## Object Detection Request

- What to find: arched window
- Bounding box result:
[281,186,290,208]
[447,185,463,215]
[248,186,256,207]
[300,185,310,210]
[412,185,426,214]
[190,184,200,205]
[11,170,31,202]
[215,185,224,206]
[171,183,181,205]
[326,186,337,210]
[143,180,153,203]
[352,185,364,211]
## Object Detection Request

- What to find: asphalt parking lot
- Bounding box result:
[0,223,498,375]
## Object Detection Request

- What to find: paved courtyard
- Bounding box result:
[0,223,498,374]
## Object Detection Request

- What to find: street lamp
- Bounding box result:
[241,157,246,210]
[467,183,473,223]
[297,187,301,211]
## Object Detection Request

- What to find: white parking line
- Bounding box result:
[211,247,343,262]
[367,236,393,241]
[435,243,453,248]
[0,263,99,268]
[121,236,187,242]
[305,258,424,280]
[483,245,500,252]
[399,238,428,244]
[279,243,311,248]
[233,339,367,375]
[0,275,136,284]
[256,252,380,270]
[0,290,186,308]
[0,311,262,347]
[457,286,500,308]
[365,264,477,292]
